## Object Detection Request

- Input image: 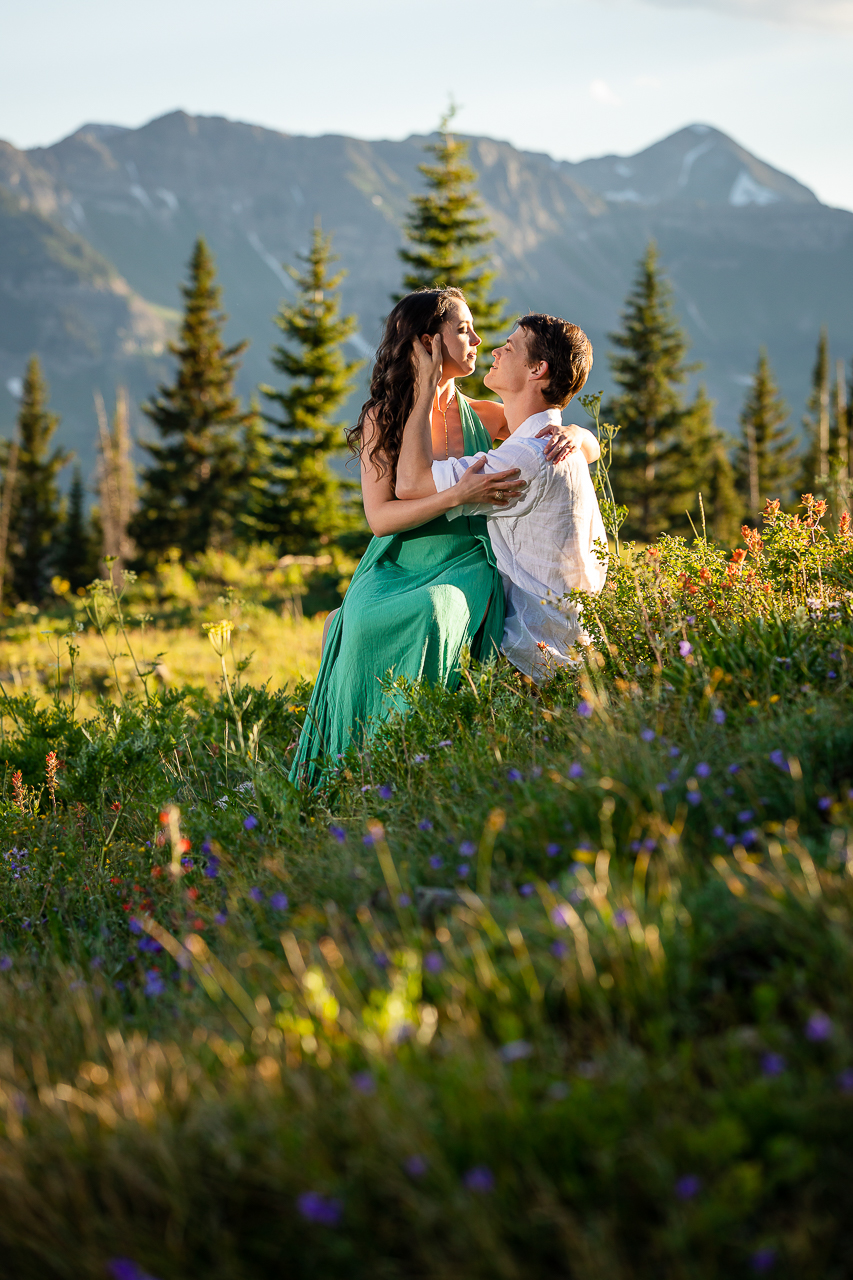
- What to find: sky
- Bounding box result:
[1,0,851,208]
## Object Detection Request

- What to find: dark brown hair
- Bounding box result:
[347,287,467,486]
[517,314,593,408]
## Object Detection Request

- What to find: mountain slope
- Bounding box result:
[1,113,851,476]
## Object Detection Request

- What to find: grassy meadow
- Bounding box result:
[1,502,853,1277]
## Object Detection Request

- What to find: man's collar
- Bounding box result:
[511,407,563,440]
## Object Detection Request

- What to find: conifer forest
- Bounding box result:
[1,120,853,1280]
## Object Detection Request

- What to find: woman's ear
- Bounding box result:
[420,334,433,353]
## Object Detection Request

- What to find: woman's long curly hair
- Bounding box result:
[347,287,467,487]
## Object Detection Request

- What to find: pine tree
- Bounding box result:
[605,243,708,541]
[734,349,799,522]
[398,108,508,398]
[56,465,98,592]
[3,356,69,602]
[259,222,363,555]
[800,327,831,495]
[132,237,252,563]
[830,357,850,516]
[681,386,741,544]
[96,387,136,581]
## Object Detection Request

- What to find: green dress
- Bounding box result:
[289,395,505,787]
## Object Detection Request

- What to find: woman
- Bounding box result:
[288,287,568,787]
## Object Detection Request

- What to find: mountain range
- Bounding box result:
[1,111,851,478]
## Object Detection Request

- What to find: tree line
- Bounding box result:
[1,113,850,605]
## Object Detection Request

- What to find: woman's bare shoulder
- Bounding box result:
[466,397,506,434]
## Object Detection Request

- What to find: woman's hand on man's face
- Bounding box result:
[413,336,443,397]
[454,456,525,507]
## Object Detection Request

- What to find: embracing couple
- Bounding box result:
[290,287,607,787]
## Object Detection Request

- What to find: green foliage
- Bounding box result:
[55,464,98,592]
[398,108,508,399]
[607,243,720,542]
[132,237,255,563]
[260,223,364,556]
[3,355,70,603]
[735,348,799,522]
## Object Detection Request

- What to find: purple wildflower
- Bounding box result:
[674,1174,702,1200]
[214,912,228,925]
[712,825,725,838]
[551,905,571,928]
[818,796,832,811]
[0,956,12,971]
[551,940,568,958]
[828,671,837,679]
[687,791,702,806]
[243,815,258,831]
[429,855,443,870]
[761,1052,786,1077]
[202,840,212,855]
[464,1165,495,1193]
[500,1040,532,1063]
[569,763,584,779]
[577,700,593,718]
[713,708,727,724]
[129,918,143,935]
[363,832,375,846]
[424,951,444,974]
[373,951,388,968]
[204,857,220,879]
[696,762,711,778]
[678,640,693,658]
[669,746,681,757]
[270,893,289,911]
[351,1071,376,1094]
[397,893,412,908]
[459,840,476,856]
[144,971,166,997]
[738,809,754,824]
[297,1191,343,1226]
[377,785,393,800]
[249,887,263,903]
[769,749,788,770]
[837,1068,853,1093]
[457,863,470,878]
[613,910,629,928]
[640,727,655,742]
[329,824,346,843]
[404,1154,428,1177]
[437,739,452,748]
[728,762,741,773]
[108,1261,160,1280]
[507,768,523,783]
[751,1247,777,1273]
[413,753,429,764]
[805,1011,833,1042]
[418,819,434,832]
[546,842,561,856]
[519,883,535,897]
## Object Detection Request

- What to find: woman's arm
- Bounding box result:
[361,410,524,536]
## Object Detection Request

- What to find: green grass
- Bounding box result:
[1,514,853,1278]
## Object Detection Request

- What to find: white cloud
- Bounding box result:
[589,78,622,105]
[633,74,662,88]
[636,0,853,31]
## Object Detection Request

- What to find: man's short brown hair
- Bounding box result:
[517,314,593,408]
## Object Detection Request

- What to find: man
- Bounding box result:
[396,314,607,680]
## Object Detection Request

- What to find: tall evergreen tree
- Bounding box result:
[260,222,363,555]
[734,349,798,522]
[398,108,508,398]
[131,237,252,563]
[800,327,831,494]
[605,243,709,541]
[681,385,741,544]
[831,357,850,505]
[56,464,98,592]
[3,356,69,602]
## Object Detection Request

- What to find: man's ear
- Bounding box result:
[528,360,550,387]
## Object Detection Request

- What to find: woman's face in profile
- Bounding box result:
[437,302,481,379]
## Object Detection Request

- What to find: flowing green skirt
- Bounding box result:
[289,397,505,787]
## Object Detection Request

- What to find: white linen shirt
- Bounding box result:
[432,407,608,680]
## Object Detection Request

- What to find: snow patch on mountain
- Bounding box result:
[729,170,780,206]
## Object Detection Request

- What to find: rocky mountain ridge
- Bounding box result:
[1,113,850,476]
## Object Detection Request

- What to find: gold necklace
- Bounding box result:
[438,390,457,460]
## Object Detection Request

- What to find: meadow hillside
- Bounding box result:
[0,501,852,1277]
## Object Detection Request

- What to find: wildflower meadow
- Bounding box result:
[1,497,853,1278]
